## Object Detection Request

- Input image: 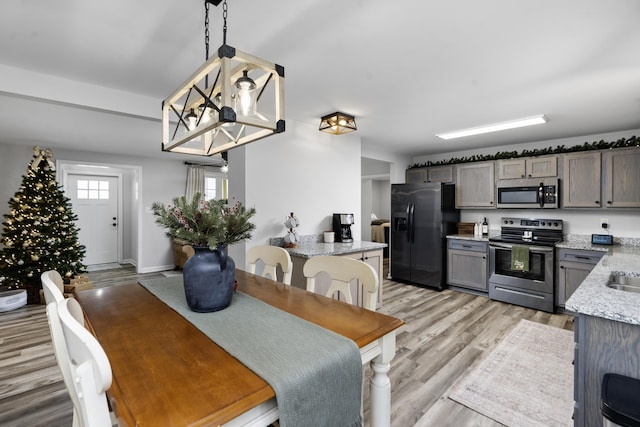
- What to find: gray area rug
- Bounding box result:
[449,319,573,427]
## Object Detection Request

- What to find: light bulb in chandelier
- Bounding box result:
[197,103,213,124]
[185,108,198,130]
[235,70,257,116]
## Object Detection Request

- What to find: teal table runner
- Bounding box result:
[139,276,363,427]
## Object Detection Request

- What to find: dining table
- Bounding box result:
[75,269,404,427]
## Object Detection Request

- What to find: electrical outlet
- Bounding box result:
[601,218,609,229]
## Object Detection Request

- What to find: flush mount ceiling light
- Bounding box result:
[319,112,357,135]
[162,0,285,156]
[435,115,548,140]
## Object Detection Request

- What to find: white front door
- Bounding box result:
[68,174,119,265]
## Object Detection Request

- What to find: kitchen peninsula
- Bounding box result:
[565,241,640,426]
[270,235,386,309]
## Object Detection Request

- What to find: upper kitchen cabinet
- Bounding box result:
[406,165,454,183]
[603,147,640,208]
[562,152,601,208]
[496,155,557,180]
[455,161,495,208]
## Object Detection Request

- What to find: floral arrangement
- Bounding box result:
[151,193,256,249]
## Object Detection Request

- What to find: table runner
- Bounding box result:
[139,276,363,427]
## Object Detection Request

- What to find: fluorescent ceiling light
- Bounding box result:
[436,115,548,140]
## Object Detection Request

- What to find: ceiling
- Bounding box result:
[1,0,639,161]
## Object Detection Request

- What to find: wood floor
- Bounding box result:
[0,264,574,426]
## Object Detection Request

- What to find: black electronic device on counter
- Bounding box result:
[591,234,613,245]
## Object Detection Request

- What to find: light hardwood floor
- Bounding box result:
[0,264,574,426]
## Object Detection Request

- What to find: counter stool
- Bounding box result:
[602,373,640,427]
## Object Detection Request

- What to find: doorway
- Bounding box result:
[67,174,120,265]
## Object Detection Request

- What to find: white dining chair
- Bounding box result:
[303,255,379,311]
[247,245,293,285]
[46,298,113,427]
[41,270,64,305]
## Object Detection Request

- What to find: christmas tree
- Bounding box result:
[0,146,87,303]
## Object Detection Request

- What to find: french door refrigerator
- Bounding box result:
[391,183,459,290]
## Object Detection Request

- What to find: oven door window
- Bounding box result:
[493,247,546,281]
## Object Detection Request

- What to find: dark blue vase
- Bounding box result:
[182,245,235,312]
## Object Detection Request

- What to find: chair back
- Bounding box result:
[303,255,379,311]
[41,270,64,305]
[247,245,293,285]
[47,298,113,427]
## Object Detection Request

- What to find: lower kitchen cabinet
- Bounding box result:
[573,314,640,426]
[556,248,604,307]
[290,249,384,309]
[447,239,488,292]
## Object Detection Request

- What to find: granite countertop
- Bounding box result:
[285,240,387,259]
[565,237,640,325]
[446,233,493,242]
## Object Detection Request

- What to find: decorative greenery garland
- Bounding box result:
[408,135,639,169]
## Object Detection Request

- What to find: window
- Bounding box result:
[77,179,110,200]
[204,172,228,201]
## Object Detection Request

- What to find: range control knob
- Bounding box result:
[541,222,546,226]
[554,222,559,227]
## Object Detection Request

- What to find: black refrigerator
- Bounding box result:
[390,183,459,290]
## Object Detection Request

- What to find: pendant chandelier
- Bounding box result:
[162,0,285,156]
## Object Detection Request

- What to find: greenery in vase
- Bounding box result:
[151,193,256,249]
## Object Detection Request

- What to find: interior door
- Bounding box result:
[67,174,119,265]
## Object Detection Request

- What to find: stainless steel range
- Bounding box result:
[488,217,563,313]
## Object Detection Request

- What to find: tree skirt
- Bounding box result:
[449,319,574,427]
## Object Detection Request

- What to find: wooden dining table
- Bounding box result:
[75,269,404,427]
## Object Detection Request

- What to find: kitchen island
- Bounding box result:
[565,241,640,427]
[270,237,387,309]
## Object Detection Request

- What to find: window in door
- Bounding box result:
[76,179,110,200]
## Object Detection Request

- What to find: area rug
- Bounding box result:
[161,270,182,278]
[449,319,574,427]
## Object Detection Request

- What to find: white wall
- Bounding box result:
[228,120,362,269]
[412,129,640,238]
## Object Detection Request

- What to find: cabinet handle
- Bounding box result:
[462,245,472,248]
[575,256,590,260]
[607,201,612,204]
[595,200,600,204]
[482,256,486,259]
[560,266,565,269]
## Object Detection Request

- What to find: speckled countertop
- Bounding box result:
[564,235,640,325]
[270,235,386,259]
[285,241,387,258]
[446,233,494,242]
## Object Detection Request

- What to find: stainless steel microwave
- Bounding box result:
[496,178,558,209]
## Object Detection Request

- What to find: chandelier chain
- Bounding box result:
[204,1,210,60]
[222,0,228,45]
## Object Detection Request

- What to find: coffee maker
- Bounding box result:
[332,213,354,243]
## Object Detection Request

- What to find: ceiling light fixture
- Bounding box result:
[435,115,548,140]
[162,0,285,156]
[319,112,357,135]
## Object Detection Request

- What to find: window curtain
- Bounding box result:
[185,164,205,201]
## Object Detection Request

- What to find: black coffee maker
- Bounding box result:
[332,213,354,243]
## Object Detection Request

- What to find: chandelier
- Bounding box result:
[319,112,357,135]
[162,0,285,156]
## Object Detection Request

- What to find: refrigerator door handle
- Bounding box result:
[405,203,411,243]
[409,203,416,243]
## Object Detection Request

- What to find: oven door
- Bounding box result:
[488,242,554,293]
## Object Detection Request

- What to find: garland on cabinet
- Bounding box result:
[408,135,639,169]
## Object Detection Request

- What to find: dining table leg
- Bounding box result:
[369,332,396,427]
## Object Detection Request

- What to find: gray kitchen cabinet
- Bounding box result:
[562,152,602,208]
[290,248,384,309]
[556,248,604,307]
[406,168,427,183]
[406,165,454,183]
[447,239,488,292]
[573,315,640,426]
[455,161,495,208]
[496,155,557,180]
[603,147,640,208]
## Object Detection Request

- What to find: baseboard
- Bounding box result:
[138,264,175,274]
